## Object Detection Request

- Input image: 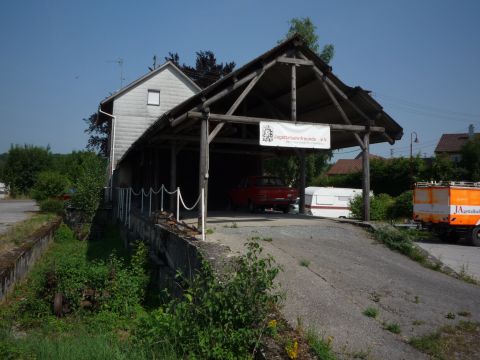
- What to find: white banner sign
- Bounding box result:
[259,122,331,149]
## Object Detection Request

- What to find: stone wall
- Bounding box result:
[119,211,231,293]
[0,218,61,301]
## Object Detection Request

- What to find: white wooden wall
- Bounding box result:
[112,65,199,167]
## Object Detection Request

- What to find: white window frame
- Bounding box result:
[147,89,160,106]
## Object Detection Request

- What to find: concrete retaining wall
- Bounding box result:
[120,211,230,292]
[0,218,61,301]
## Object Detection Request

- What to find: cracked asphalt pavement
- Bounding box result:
[204,212,480,360]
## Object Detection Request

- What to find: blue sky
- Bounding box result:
[1,0,479,161]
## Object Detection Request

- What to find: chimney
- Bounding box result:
[469,124,475,140]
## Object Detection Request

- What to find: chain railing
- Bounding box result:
[115,185,206,241]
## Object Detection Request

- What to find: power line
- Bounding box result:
[374,92,480,119]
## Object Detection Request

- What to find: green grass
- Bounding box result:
[299,259,310,267]
[0,212,57,252]
[384,322,401,334]
[409,321,480,360]
[458,265,478,284]
[306,328,337,360]
[0,223,285,360]
[363,307,379,318]
[373,226,479,285]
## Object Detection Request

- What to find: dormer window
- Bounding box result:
[147,90,160,106]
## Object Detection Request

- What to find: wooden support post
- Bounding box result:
[291,65,297,123]
[198,114,209,228]
[299,150,306,214]
[170,142,177,212]
[362,130,371,221]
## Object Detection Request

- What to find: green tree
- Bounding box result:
[461,138,480,181]
[283,17,335,64]
[423,154,458,181]
[3,145,52,196]
[84,112,110,156]
[266,18,334,186]
[165,50,236,88]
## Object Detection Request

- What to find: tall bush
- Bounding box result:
[388,190,413,220]
[350,193,394,221]
[31,170,69,201]
[70,153,106,222]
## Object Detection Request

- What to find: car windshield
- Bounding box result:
[255,177,285,187]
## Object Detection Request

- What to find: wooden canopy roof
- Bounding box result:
[118,34,403,165]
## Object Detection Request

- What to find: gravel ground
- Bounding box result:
[0,200,38,235]
[200,212,480,360]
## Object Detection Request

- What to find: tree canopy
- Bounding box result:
[84,113,110,156]
[2,145,52,196]
[165,50,235,88]
[283,17,335,64]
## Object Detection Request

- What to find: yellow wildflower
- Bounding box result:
[285,340,298,359]
[267,319,277,329]
[327,335,334,347]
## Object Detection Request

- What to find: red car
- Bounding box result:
[228,176,298,213]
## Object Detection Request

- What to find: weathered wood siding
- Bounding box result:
[112,65,199,167]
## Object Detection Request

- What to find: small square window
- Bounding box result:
[147,90,160,105]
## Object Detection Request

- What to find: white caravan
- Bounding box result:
[0,182,7,200]
[305,187,364,218]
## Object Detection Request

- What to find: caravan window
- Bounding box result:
[338,196,351,202]
[315,195,334,205]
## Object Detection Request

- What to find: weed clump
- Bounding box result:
[135,241,281,359]
[363,307,379,318]
[373,226,426,263]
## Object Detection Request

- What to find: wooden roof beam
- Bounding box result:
[171,58,278,128]
[187,112,386,133]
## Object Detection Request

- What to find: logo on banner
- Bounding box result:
[262,125,274,143]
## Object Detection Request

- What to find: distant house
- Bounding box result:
[326,153,383,176]
[434,125,478,163]
[97,61,201,177]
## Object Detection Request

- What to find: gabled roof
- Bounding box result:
[99,61,201,106]
[435,133,479,153]
[327,154,383,176]
[118,34,404,166]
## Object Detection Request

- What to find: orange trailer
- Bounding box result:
[413,182,480,246]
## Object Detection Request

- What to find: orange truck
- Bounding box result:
[413,182,480,246]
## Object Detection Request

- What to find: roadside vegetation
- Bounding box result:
[371,226,478,285]
[0,213,57,253]
[0,224,335,360]
[409,321,480,360]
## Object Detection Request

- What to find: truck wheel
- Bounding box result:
[469,226,480,246]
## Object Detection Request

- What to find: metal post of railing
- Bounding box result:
[120,189,125,222]
[141,189,144,214]
[149,188,152,217]
[201,188,205,241]
[128,187,132,229]
[117,188,120,219]
[125,188,128,225]
[160,186,164,212]
[176,187,180,222]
